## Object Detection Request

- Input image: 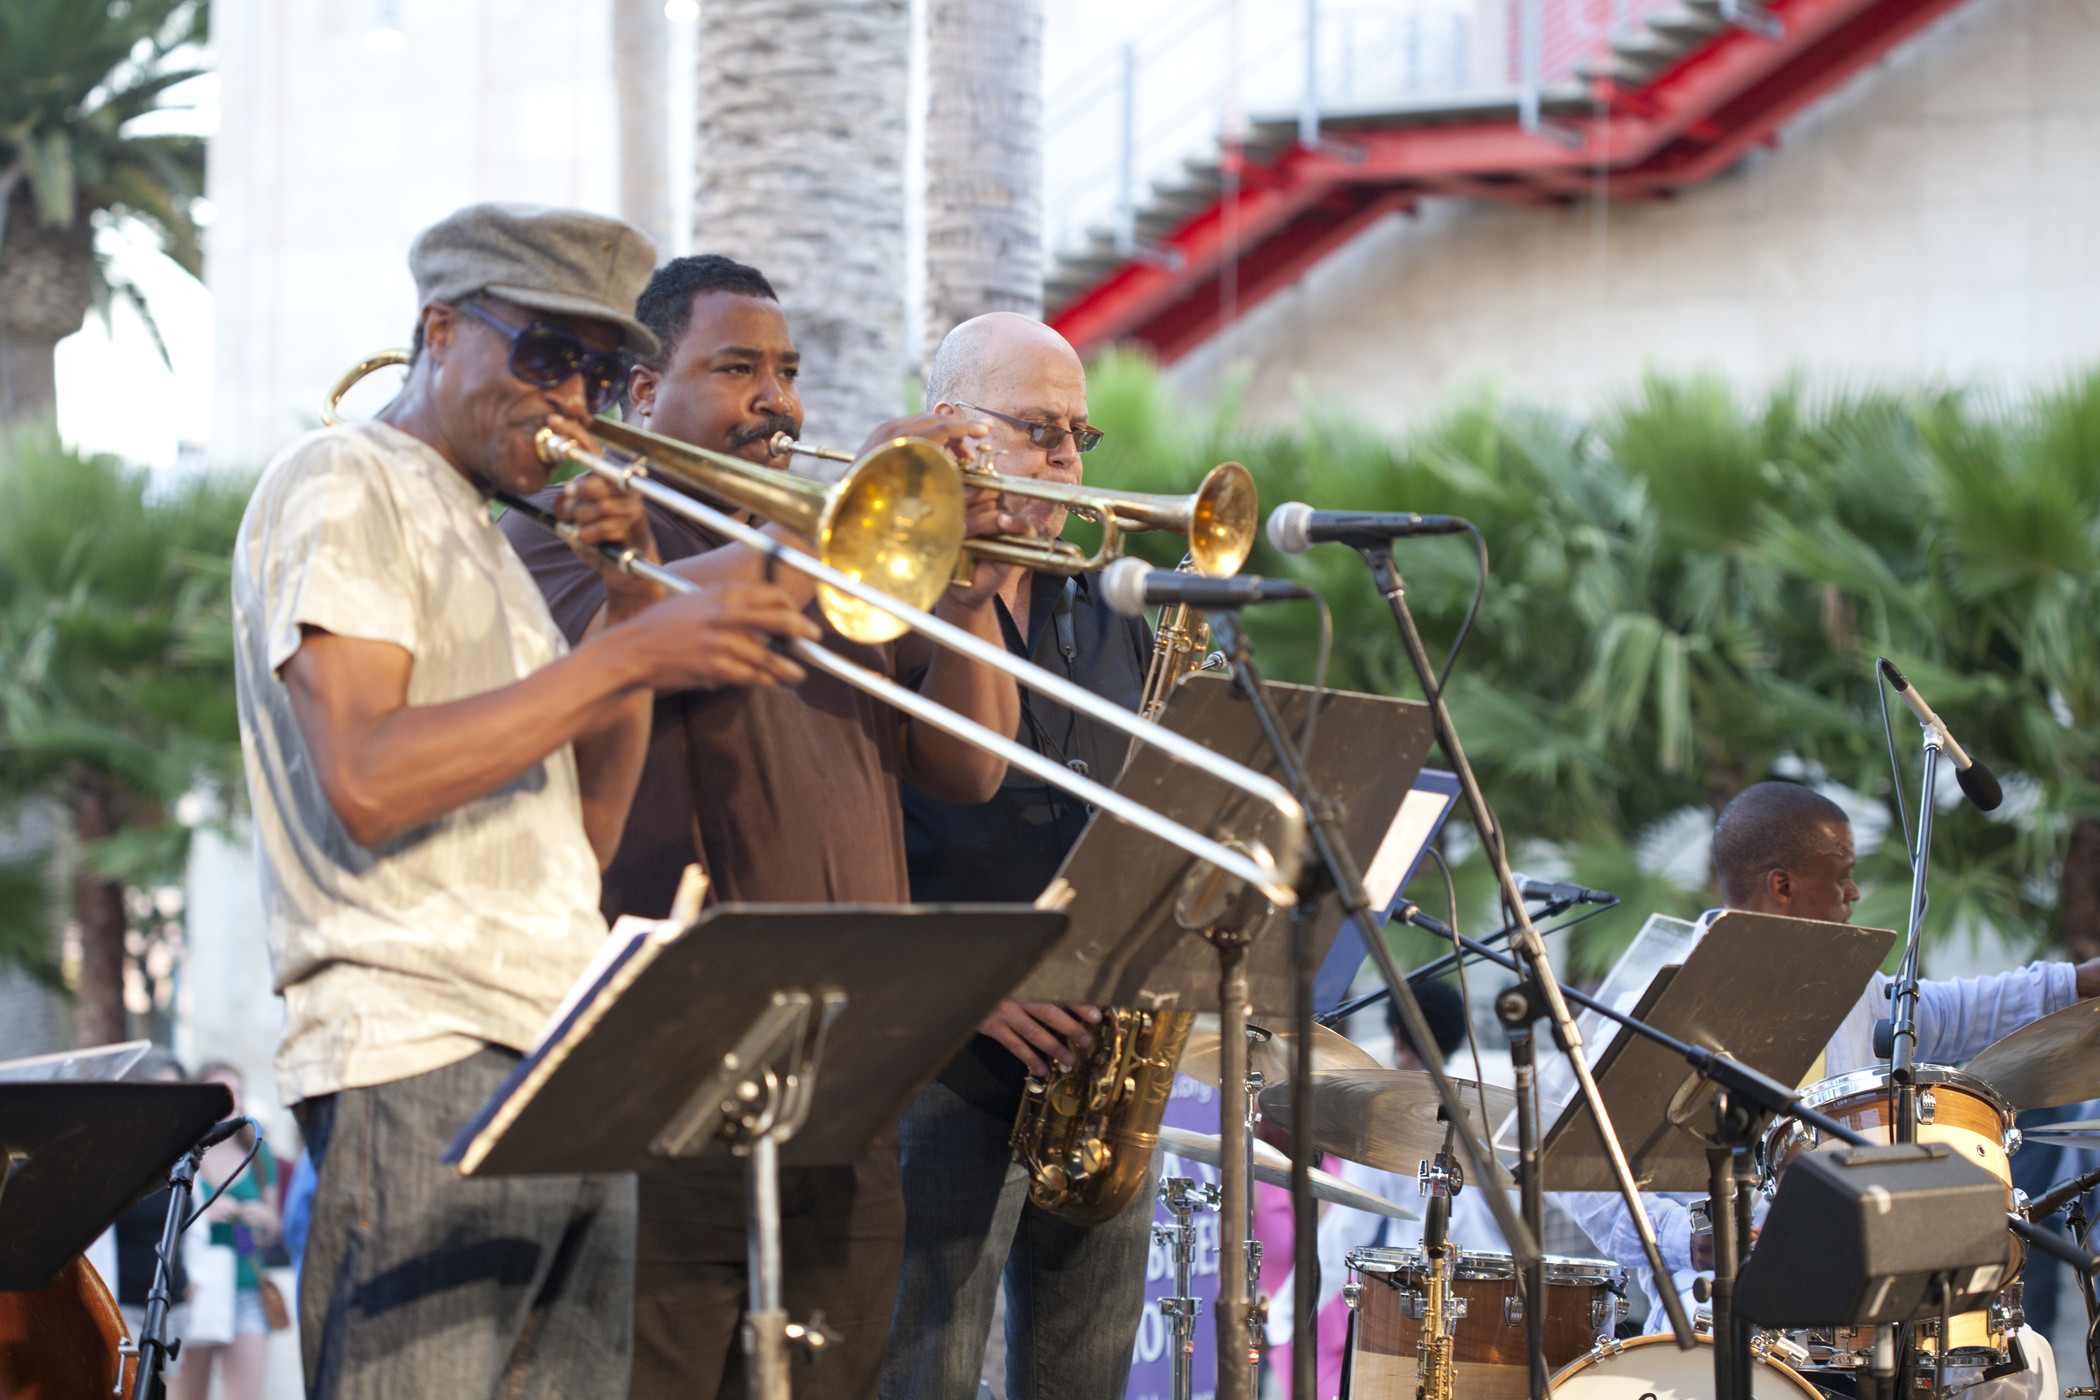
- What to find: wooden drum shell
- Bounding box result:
[0,1256,136,1400]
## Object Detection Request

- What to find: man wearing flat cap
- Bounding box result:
[232,202,819,1398]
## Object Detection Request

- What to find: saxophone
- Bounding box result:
[1009,558,1213,1224]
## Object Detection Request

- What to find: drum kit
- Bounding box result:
[1312,990,2100,1400]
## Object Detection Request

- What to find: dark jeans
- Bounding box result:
[295,1044,636,1400]
[881,1081,1152,1400]
[630,1133,904,1400]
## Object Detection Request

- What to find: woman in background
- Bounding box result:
[172,1061,280,1400]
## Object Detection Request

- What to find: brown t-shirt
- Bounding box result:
[499,495,911,914]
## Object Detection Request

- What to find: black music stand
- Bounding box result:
[1538,911,1894,1400]
[0,1080,231,1292]
[446,903,1065,1400]
[1014,674,1433,1011]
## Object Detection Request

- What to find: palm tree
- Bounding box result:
[1076,354,2100,975]
[613,0,673,253]
[0,425,248,1047]
[689,0,910,448]
[0,0,207,425]
[923,0,1044,360]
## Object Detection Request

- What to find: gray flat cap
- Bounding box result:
[409,202,660,358]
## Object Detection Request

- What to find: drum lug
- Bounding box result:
[1917,1089,1936,1125]
[1990,1280,2027,1333]
[116,1340,138,1397]
[1343,1280,1362,1311]
[1504,1295,1524,1327]
[1398,1289,1426,1320]
[1591,1294,1628,1335]
[2005,1127,2023,1157]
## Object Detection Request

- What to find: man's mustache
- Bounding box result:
[726,415,800,451]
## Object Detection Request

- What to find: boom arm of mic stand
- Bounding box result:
[1415,914,2100,1277]
[1315,900,1577,1027]
[1359,543,1696,1348]
[1203,612,1542,1275]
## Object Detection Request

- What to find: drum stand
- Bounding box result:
[1155,1175,1222,1400]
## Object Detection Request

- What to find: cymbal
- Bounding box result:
[1156,1125,1418,1219]
[1260,1070,1518,1183]
[1175,1014,1383,1090]
[1965,999,2100,1110]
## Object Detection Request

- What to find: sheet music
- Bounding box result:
[1501,912,1700,1149]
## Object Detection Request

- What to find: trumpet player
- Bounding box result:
[232,205,818,1399]
[880,313,1156,1400]
[500,255,1026,1400]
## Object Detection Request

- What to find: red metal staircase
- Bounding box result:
[1046,0,1974,363]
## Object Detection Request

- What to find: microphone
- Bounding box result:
[1877,659,2003,812]
[1101,556,1315,617]
[1266,501,1469,554]
[1511,873,1618,906]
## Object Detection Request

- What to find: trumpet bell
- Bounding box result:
[1187,461,1257,577]
[814,438,967,643]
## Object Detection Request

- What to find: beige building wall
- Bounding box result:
[1177,0,2100,428]
[204,0,619,470]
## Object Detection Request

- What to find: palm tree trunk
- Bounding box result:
[690,0,910,447]
[614,0,674,253]
[2063,817,2100,963]
[923,0,1043,361]
[71,770,128,1047]
[0,188,95,426]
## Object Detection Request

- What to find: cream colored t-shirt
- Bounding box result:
[232,421,607,1104]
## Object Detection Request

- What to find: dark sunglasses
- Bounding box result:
[958,402,1104,454]
[459,301,632,416]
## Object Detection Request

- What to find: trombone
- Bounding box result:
[320,355,1308,907]
[768,432,1258,579]
[321,351,965,645]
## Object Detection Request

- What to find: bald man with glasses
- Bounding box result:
[881,313,1156,1400]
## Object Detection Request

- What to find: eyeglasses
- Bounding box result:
[957,403,1104,454]
[459,301,632,416]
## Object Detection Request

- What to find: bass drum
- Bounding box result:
[0,1255,137,1400]
[1550,1335,1821,1400]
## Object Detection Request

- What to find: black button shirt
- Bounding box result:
[903,570,1153,1118]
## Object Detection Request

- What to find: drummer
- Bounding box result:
[1563,779,2100,1329]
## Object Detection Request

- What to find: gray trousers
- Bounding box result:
[296,1045,637,1400]
[881,1081,1152,1400]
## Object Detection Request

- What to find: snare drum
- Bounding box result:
[1345,1247,1626,1400]
[1549,1334,1822,1399]
[1759,1064,2021,1364]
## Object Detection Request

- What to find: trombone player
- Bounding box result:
[233,205,818,1398]
[880,313,1156,1400]
[501,255,1026,1400]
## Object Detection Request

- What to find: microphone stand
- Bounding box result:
[1202,610,1541,1400]
[1316,896,1581,1027]
[1353,540,1698,1364]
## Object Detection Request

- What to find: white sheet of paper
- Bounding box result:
[530,915,681,1055]
[1362,788,1455,913]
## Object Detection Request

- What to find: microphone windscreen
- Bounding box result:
[1266,501,1314,555]
[1956,760,2004,813]
[1101,556,1153,618]
[1878,657,1910,690]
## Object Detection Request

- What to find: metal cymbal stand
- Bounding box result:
[1155,1175,1222,1400]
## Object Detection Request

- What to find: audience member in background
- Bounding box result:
[1264,978,1497,1397]
[109,1048,190,1338]
[172,1062,281,1400]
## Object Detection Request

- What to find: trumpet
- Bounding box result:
[321,352,965,645]
[319,354,1308,907]
[768,432,1258,579]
